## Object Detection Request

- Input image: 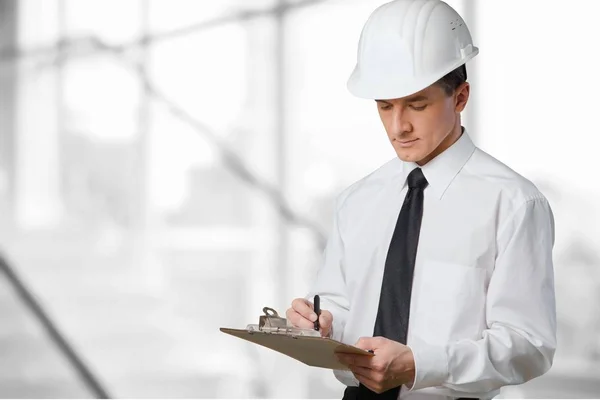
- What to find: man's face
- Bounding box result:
[376,82,469,165]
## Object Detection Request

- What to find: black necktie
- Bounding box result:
[358,167,428,400]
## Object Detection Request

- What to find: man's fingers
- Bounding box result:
[286,308,314,329]
[348,365,379,381]
[288,297,333,332]
[285,308,295,323]
[355,336,385,351]
[338,353,375,369]
[292,298,317,322]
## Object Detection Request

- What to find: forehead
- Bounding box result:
[376,84,443,103]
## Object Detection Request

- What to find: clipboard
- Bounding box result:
[220,307,373,370]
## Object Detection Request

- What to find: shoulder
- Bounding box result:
[335,157,399,213]
[463,147,549,208]
[460,148,555,246]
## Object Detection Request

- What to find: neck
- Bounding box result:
[417,119,463,166]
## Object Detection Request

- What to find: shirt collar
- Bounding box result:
[397,127,476,199]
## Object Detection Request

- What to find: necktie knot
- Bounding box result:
[407,167,428,189]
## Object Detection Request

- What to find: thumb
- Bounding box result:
[319,310,333,328]
[354,336,383,351]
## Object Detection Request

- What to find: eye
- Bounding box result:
[379,104,393,111]
[410,104,427,111]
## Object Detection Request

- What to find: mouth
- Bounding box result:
[396,138,419,148]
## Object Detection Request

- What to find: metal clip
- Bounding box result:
[259,307,287,329]
[246,307,320,337]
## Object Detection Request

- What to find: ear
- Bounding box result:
[455,82,470,113]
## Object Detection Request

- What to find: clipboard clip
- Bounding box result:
[259,307,287,329]
[246,307,321,338]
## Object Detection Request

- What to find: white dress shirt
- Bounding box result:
[307,130,556,399]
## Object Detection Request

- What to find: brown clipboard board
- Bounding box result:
[220,327,373,370]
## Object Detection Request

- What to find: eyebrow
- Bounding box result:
[404,95,428,103]
[375,95,429,104]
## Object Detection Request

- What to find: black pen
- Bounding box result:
[313,295,321,331]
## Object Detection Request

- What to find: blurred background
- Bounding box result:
[0,0,599,398]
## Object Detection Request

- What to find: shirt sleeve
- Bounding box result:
[408,196,557,393]
[306,193,351,342]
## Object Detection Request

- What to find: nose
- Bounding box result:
[389,108,412,137]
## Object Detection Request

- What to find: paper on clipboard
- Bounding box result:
[220,307,373,370]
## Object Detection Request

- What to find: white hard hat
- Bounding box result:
[347,0,479,100]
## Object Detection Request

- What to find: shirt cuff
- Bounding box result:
[406,342,449,391]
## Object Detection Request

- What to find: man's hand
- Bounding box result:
[286,298,333,338]
[337,337,416,394]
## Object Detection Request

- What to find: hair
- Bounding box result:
[435,64,467,96]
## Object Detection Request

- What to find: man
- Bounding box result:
[286,0,556,399]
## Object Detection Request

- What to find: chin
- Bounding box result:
[395,150,423,163]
